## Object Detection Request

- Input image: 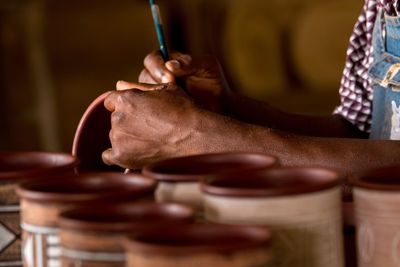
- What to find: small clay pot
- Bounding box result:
[351,166,400,267]
[142,152,278,211]
[58,202,194,267]
[16,172,156,267]
[201,167,344,267]
[72,91,124,172]
[123,224,272,267]
[0,151,77,267]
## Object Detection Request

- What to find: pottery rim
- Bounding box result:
[350,165,400,191]
[58,202,194,232]
[123,223,271,254]
[0,151,78,181]
[142,152,279,182]
[16,172,156,203]
[201,167,341,197]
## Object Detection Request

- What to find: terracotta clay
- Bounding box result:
[201,167,344,267]
[0,151,77,267]
[58,202,194,267]
[351,166,400,267]
[16,172,156,267]
[72,91,124,172]
[142,152,278,211]
[123,224,272,267]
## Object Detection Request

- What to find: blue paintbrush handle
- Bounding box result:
[150,0,169,61]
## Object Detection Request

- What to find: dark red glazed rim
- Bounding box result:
[201,167,341,197]
[16,172,156,203]
[351,165,400,191]
[0,151,78,181]
[123,224,271,254]
[59,202,194,232]
[142,153,278,182]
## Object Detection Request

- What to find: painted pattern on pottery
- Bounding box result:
[21,223,60,267]
[204,187,344,267]
[270,218,342,267]
[354,188,400,267]
[61,248,125,267]
[0,182,22,267]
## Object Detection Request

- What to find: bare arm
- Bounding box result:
[226,92,368,138]
[103,83,396,176]
[196,109,397,176]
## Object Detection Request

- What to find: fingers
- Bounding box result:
[115,81,168,91]
[144,50,175,83]
[101,148,114,166]
[106,82,171,111]
[102,148,145,170]
[165,52,194,77]
[104,91,118,112]
[143,50,194,82]
[138,69,158,84]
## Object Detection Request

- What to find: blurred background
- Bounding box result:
[0,0,363,152]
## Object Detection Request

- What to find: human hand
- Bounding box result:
[101,82,205,169]
[131,50,231,113]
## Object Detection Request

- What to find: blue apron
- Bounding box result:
[369,10,400,140]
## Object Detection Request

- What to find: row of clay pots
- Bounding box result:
[145,153,400,267]
[4,150,400,267]
[0,151,276,267]
[0,151,78,267]
[145,154,345,267]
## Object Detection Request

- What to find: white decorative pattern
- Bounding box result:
[0,224,16,253]
[61,247,125,262]
[23,235,34,267]
[21,223,60,267]
[392,231,400,265]
[0,205,20,213]
[358,223,375,263]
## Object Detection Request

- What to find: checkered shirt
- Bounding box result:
[334,0,399,132]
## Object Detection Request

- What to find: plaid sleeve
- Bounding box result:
[333,0,381,133]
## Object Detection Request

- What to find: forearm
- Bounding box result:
[193,111,399,176]
[227,92,368,138]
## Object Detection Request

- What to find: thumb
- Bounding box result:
[165,58,194,77]
[116,81,167,91]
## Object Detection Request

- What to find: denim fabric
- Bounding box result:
[369,10,400,139]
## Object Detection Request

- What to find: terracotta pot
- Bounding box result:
[351,166,400,267]
[0,151,77,267]
[16,172,156,267]
[201,167,344,267]
[72,91,124,172]
[58,202,194,267]
[142,152,278,211]
[123,224,272,267]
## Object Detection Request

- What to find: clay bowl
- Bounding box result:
[16,172,156,267]
[58,202,194,267]
[201,167,340,197]
[123,224,272,267]
[142,152,278,210]
[201,167,344,267]
[0,151,77,180]
[350,166,400,267]
[0,151,77,267]
[72,91,123,172]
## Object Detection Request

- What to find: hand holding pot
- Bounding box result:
[102,82,207,169]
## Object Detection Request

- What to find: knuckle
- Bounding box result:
[111,111,125,125]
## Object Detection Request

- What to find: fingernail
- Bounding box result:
[161,74,173,83]
[181,54,192,64]
[117,80,128,86]
[166,60,181,70]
